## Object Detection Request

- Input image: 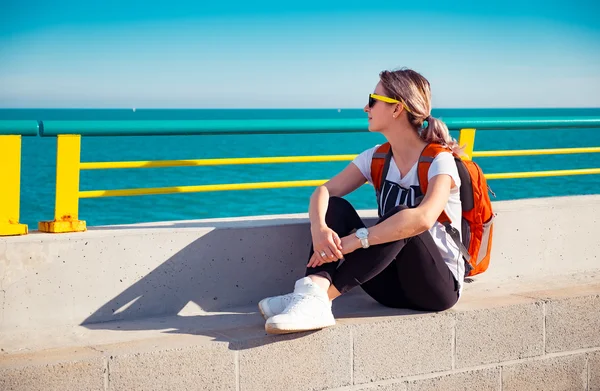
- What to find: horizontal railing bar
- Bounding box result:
[79,168,600,198]
[79,155,359,170]
[41,119,367,137]
[37,117,600,137]
[1,117,599,137]
[472,146,600,157]
[447,117,600,130]
[485,168,600,179]
[79,180,328,198]
[80,146,600,170]
[0,121,41,136]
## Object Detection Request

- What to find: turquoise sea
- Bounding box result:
[2,108,600,228]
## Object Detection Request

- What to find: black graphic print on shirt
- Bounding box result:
[378,180,423,217]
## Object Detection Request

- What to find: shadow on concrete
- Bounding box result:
[82,292,429,350]
[81,223,312,323]
[80,218,426,350]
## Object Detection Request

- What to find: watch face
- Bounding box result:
[356,228,369,239]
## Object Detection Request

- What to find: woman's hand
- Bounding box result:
[307,230,363,268]
[307,225,344,268]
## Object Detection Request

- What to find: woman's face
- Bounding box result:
[364,82,398,133]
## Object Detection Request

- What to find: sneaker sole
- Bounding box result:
[265,320,336,335]
[258,306,267,320]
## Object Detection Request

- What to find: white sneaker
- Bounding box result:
[257,276,315,319]
[258,292,296,320]
[265,277,335,334]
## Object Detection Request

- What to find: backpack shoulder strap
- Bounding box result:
[417,143,453,225]
[370,142,392,193]
[417,143,472,261]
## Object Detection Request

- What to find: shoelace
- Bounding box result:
[285,293,323,315]
[285,295,308,313]
[280,294,295,306]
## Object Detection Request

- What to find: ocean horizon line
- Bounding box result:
[2,107,600,111]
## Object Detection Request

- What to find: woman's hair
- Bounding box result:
[379,68,461,154]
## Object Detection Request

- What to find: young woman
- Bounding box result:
[258,68,464,334]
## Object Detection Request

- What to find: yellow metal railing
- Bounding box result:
[36,128,600,234]
[472,147,600,157]
[0,135,29,236]
[1,118,599,236]
[38,135,87,234]
[0,121,39,236]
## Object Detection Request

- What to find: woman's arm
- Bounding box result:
[307,163,368,264]
[308,163,368,228]
[339,174,454,253]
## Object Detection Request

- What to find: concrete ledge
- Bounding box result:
[1,276,599,391]
[1,195,599,332]
[1,195,600,390]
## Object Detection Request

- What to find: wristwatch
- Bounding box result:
[355,227,370,249]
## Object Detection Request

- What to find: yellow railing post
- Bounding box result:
[458,128,476,160]
[0,135,28,236]
[38,135,86,233]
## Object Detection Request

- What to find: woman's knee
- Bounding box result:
[325,196,354,219]
[420,294,458,312]
[370,294,456,312]
[327,196,352,210]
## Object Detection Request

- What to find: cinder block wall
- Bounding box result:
[1,292,599,390]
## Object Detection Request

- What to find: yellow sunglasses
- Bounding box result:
[368,93,412,114]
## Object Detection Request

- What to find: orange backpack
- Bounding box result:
[370,142,495,278]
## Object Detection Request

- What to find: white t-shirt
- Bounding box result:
[352,144,465,293]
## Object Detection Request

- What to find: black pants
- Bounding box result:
[306,197,459,312]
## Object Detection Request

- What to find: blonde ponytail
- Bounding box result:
[421,116,462,155]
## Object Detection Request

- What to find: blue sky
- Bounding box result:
[1,1,599,108]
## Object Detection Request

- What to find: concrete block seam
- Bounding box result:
[322,378,407,391]
[350,327,354,386]
[496,346,600,370]
[451,313,457,370]
[328,348,600,391]
[104,356,110,391]
[543,300,547,355]
[349,312,455,383]
[388,366,501,383]
[454,300,548,369]
[338,366,500,390]
[348,346,600,389]
[235,350,240,391]
[586,353,590,391]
